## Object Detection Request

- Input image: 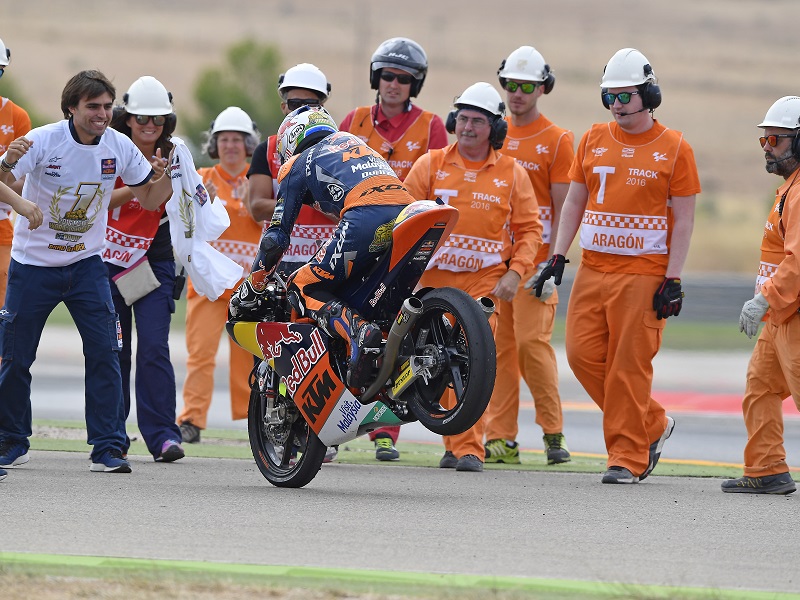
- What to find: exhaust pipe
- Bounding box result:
[477,296,495,321]
[360,297,423,403]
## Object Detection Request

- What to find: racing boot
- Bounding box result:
[316,300,383,389]
[228,277,269,321]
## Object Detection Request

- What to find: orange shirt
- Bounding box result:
[188,164,262,300]
[570,120,701,276]
[503,114,573,263]
[0,98,32,228]
[404,143,541,278]
[759,168,800,323]
[341,104,448,181]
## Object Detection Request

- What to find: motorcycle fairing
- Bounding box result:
[229,320,384,446]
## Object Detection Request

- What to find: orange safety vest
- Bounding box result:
[571,120,700,276]
[503,114,573,264]
[346,105,436,181]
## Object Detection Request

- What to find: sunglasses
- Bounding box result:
[759,133,796,148]
[286,98,321,111]
[602,91,640,105]
[380,71,414,85]
[504,81,539,94]
[134,114,167,126]
[0,67,4,79]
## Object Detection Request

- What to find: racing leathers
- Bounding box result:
[230,132,415,388]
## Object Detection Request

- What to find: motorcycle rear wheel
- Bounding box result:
[404,287,496,436]
[248,363,327,488]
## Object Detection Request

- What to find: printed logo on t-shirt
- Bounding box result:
[101,158,117,180]
[592,147,608,157]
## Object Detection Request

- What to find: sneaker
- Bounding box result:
[155,439,185,463]
[0,439,29,468]
[721,472,796,495]
[601,466,639,484]
[90,449,132,473]
[439,451,458,469]
[484,438,520,464]
[455,454,484,472]
[640,416,675,480]
[0,467,6,481]
[374,434,400,461]
[180,421,201,444]
[324,445,339,463]
[543,433,571,465]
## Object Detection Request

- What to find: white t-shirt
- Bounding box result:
[5,120,152,267]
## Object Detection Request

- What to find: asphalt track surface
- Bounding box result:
[5,272,800,595]
[1,451,799,595]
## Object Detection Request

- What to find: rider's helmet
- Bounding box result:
[369,37,428,97]
[276,105,338,164]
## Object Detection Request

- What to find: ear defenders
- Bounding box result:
[446,108,508,150]
[601,64,662,110]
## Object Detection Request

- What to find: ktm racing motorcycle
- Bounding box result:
[226,200,496,488]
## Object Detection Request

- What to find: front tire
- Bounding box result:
[403,287,496,436]
[248,363,326,488]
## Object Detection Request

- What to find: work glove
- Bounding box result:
[532,254,569,298]
[653,277,683,320]
[524,262,556,302]
[739,293,769,339]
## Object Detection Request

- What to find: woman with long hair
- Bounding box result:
[106,76,184,462]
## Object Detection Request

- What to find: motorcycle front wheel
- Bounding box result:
[403,287,496,436]
[248,363,327,488]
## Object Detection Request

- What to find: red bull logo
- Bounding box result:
[257,324,304,360]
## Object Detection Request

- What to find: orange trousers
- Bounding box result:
[484,281,562,441]
[565,265,668,475]
[742,314,800,477]
[418,266,503,461]
[178,293,252,429]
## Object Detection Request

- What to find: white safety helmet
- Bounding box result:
[454,82,505,117]
[278,63,331,99]
[600,48,657,88]
[498,46,548,82]
[211,106,257,135]
[758,96,800,129]
[123,76,173,115]
[0,37,10,67]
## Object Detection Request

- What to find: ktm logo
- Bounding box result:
[301,369,337,424]
[359,183,406,196]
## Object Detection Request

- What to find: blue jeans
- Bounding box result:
[107,259,181,457]
[0,256,126,460]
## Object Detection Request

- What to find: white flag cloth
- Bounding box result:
[165,137,243,301]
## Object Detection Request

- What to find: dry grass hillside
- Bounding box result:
[4,0,798,272]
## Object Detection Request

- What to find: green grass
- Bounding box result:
[31,419,743,479]
[550,317,756,352]
[4,553,798,600]
[45,299,753,352]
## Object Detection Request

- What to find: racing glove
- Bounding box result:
[533,254,569,298]
[739,293,769,339]
[653,277,683,320]
[524,261,556,302]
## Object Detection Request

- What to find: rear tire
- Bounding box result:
[403,287,495,436]
[248,363,326,488]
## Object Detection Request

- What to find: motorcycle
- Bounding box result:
[226,200,496,488]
